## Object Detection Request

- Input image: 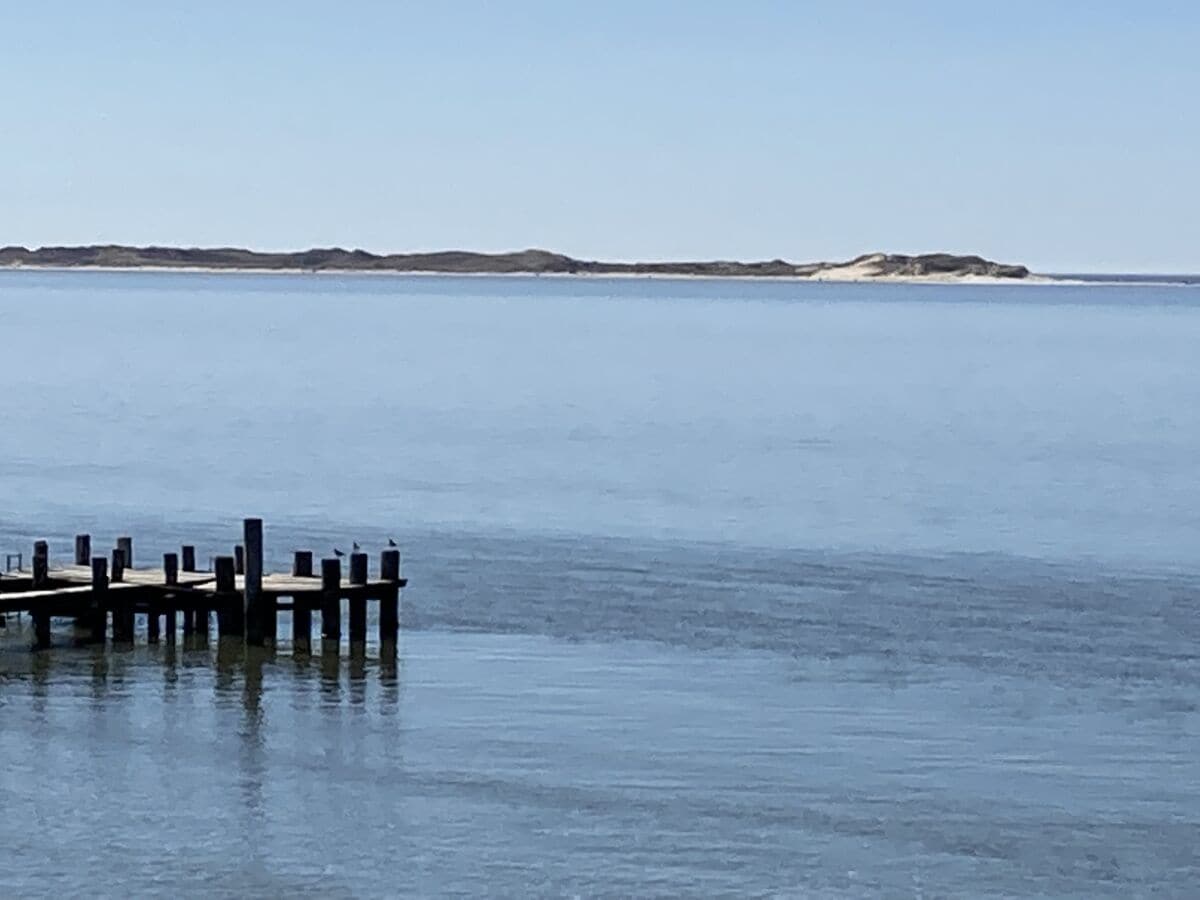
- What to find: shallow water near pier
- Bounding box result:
[1,270,1198,897]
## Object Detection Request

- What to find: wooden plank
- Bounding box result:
[48,565,215,587]
[21,568,402,595]
[0,582,135,613]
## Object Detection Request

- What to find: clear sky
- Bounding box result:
[2,1,1197,272]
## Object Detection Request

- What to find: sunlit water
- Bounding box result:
[0,271,1197,897]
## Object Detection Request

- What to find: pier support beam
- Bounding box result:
[181,545,196,634]
[72,535,93,631]
[292,551,313,654]
[111,546,133,645]
[164,552,178,646]
[147,600,161,644]
[380,549,401,657]
[111,547,126,584]
[88,556,108,644]
[214,555,240,637]
[321,558,341,655]
[195,594,210,640]
[234,545,245,576]
[32,541,50,650]
[117,536,133,570]
[348,552,368,652]
[244,518,265,647]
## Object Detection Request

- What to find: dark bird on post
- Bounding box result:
[333,547,345,558]
[352,541,361,551]
[387,538,397,547]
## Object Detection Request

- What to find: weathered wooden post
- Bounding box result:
[32,541,49,584]
[111,545,133,645]
[195,588,210,639]
[234,544,245,576]
[348,552,368,651]
[111,546,126,583]
[163,552,179,646]
[214,555,239,637]
[293,551,314,654]
[32,541,50,649]
[244,518,265,646]
[89,556,108,644]
[180,545,196,633]
[321,557,341,654]
[117,536,133,570]
[147,597,161,644]
[72,536,93,630]
[380,548,401,656]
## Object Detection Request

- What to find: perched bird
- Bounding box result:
[333,547,345,558]
[387,538,397,547]
[352,541,361,551]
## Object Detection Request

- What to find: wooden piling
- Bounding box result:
[349,552,368,585]
[214,555,240,637]
[32,541,50,649]
[380,549,401,655]
[244,518,265,646]
[117,536,133,570]
[147,603,160,644]
[164,552,178,645]
[348,552,368,650]
[111,547,126,583]
[74,534,91,566]
[195,595,210,639]
[292,553,313,654]
[32,541,49,585]
[210,554,235,638]
[380,548,401,582]
[111,546,133,645]
[180,545,196,633]
[234,544,245,576]
[89,556,108,644]
[321,557,341,653]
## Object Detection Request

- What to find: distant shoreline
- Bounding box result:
[0,244,1032,283]
[1,245,1195,287]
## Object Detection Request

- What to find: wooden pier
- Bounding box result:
[0,518,406,656]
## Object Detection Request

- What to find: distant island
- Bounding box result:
[0,245,1032,282]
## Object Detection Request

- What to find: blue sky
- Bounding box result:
[1,1,1196,272]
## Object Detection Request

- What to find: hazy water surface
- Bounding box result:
[1,271,1198,897]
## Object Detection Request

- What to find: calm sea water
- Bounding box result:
[0,270,1198,897]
